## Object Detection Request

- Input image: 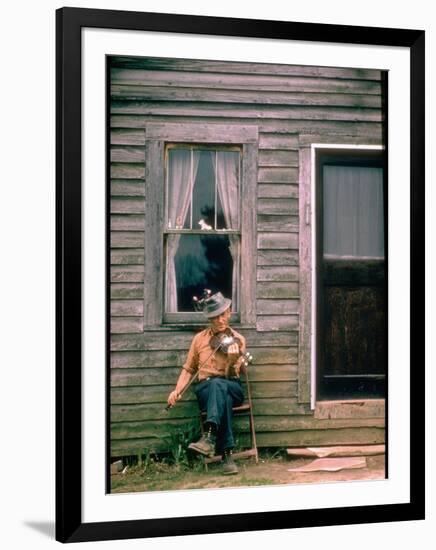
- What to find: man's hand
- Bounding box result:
[233,359,243,377]
[167,389,180,407]
[227,342,239,363]
[167,369,192,408]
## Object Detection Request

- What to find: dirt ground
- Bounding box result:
[111,453,386,494]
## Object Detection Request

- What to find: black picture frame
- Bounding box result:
[56,7,425,543]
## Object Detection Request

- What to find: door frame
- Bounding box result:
[309,144,385,409]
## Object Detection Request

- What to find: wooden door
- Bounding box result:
[316,150,387,400]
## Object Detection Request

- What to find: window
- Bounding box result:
[143,123,258,327]
[164,146,241,314]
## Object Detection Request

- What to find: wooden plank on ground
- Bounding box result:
[287,457,367,472]
[286,444,386,458]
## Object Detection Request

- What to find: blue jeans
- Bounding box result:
[194,377,244,453]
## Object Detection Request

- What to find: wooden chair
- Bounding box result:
[198,366,259,470]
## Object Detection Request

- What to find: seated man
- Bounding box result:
[167,291,247,475]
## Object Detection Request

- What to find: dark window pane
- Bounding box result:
[166,234,238,312]
[192,150,215,229]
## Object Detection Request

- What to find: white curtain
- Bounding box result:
[323,165,384,258]
[166,150,199,312]
[213,151,240,306]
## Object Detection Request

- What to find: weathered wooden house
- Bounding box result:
[109,56,386,458]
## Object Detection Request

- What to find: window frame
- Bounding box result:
[143,122,258,329]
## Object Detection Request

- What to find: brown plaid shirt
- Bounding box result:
[182,327,246,381]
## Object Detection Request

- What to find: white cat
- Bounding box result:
[198,219,212,230]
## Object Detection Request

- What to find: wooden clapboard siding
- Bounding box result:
[111,398,311,423]
[111,249,144,265]
[111,426,385,456]
[111,416,384,441]
[110,146,145,163]
[111,197,145,214]
[111,283,144,299]
[109,56,384,456]
[257,282,299,299]
[257,250,299,266]
[111,330,299,351]
[111,381,298,405]
[111,115,382,137]
[110,68,381,94]
[111,87,382,109]
[111,364,298,388]
[111,232,144,248]
[258,184,298,198]
[111,181,145,197]
[111,265,144,283]
[109,56,381,80]
[111,215,145,231]
[258,216,299,233]
[111,346,298,368]
[111,318,143,334]
[111,103,381,124]
[110,128,146,145]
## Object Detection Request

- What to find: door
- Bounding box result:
[316,149,387,400]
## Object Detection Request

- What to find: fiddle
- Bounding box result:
[209,331,253,376]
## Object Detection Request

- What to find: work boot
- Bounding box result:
[221,449,238,475]
[188,431,216,457]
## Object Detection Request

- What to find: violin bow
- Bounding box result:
[164,340,224,412]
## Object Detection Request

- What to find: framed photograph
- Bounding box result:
[56,7,425,543]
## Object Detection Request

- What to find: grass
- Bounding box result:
[110,449,386,494]
[110,448,290,493]
[110,426,386,493]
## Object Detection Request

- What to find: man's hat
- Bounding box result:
[202,292,232,319]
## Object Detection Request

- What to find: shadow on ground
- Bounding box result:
[23,521,55,539]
